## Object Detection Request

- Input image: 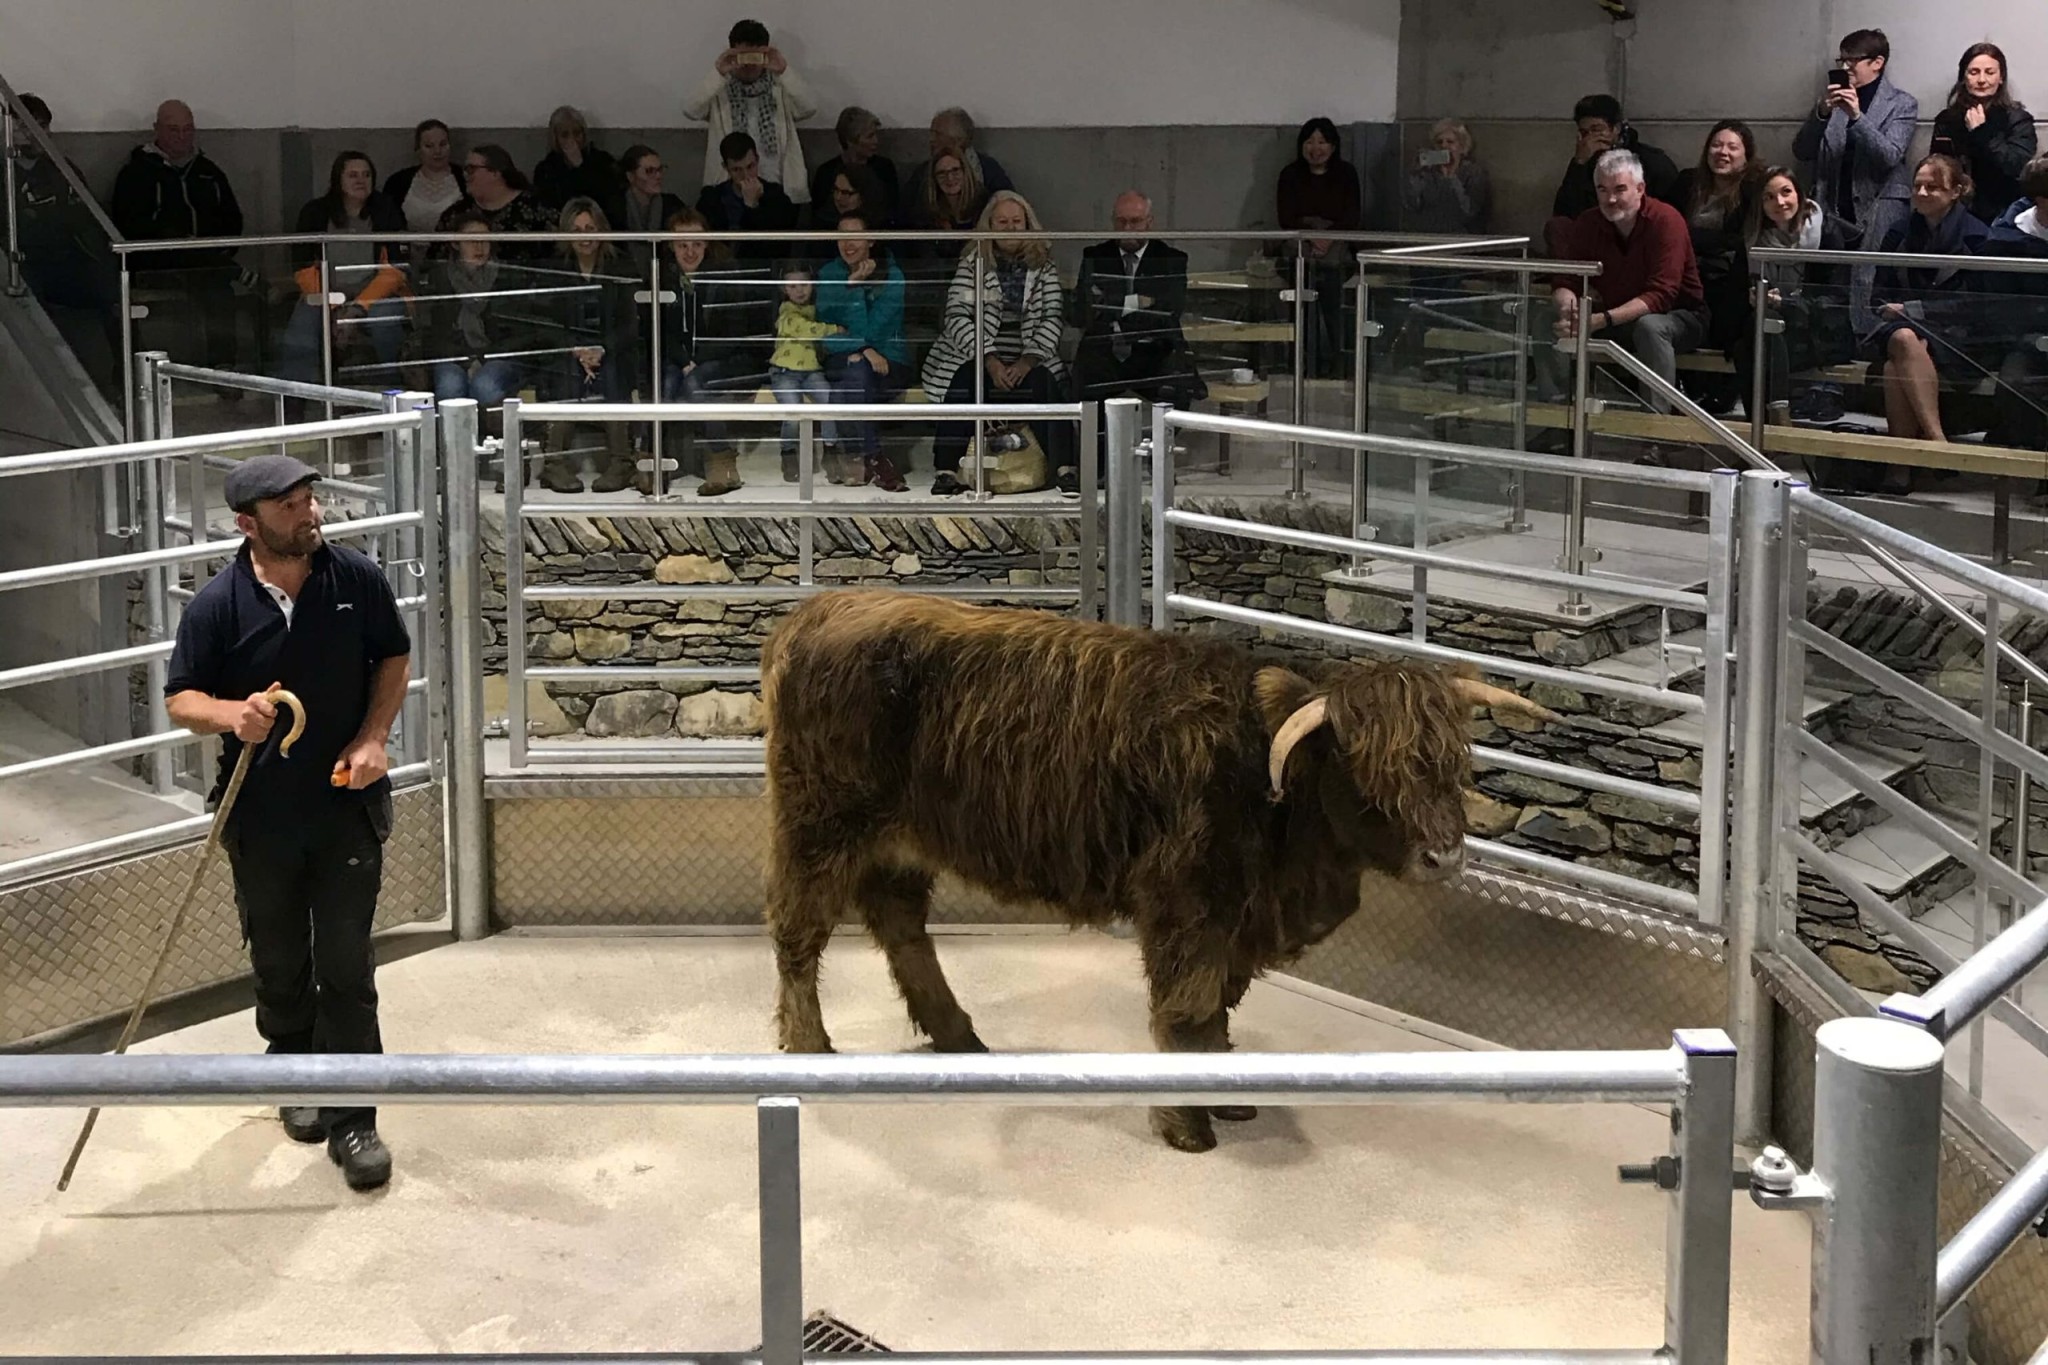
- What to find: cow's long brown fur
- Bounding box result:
[760,591,1477,1151]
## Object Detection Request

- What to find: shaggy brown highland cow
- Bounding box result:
[760,590,1552,1151]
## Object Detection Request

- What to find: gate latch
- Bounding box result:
[1747,1145,1828,1212]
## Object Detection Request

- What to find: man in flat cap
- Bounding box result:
[164,455,412,1191]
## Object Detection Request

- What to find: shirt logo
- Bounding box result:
[336,603,355,611]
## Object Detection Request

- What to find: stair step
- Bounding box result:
[1798,742,1920,823]
[1580,628,1709,688]
[1824,808,2004,900]
[1644,686,1847,748]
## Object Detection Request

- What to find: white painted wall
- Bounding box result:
[2,0,1401,131]
[1401,0,2048,123]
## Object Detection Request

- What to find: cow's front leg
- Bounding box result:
[1141,935,1232,1153]
[1210,972,1258,1124]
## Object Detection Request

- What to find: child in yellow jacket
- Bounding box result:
[769,263,844,480]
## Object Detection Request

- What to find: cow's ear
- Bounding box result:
[1254,667,1316,735]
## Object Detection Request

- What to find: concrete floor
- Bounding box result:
[0,933,1810,1359]
[0,698,203,870]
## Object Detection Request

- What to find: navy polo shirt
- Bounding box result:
[165,540,411,818]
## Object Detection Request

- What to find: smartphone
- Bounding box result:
[1828,67,1850,89]
[1419,148,1452,167]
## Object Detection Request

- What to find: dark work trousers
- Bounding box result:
[224,801,388,1134]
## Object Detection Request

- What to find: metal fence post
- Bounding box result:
[758,1096,804,1365]
[1508,260,1532,533]
[1351,262,1370,546]
[1105,396,1142,627]
[1558,287,1595,617]
[318,247,338,475]
[1150,403,1175,633]
[1809,1016,1945,1365]
[2,99,24,297]
[1666,1029,1736,1365]
[645,253,666,497]
[134,351,174,795]
[1289,249,1308,500]
[502,398,529,770]
[971,254,987,502]
[1728,469,1790,1146]
[1077,401,1100,621]
[440,399,491,941]
[1748,271,1772,454]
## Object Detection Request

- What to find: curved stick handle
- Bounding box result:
[264,685,308,757]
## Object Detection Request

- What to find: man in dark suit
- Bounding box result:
[1069,191,1206,493]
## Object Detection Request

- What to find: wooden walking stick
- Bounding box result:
[56,686,308,1192]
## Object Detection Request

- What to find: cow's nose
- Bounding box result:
[1422,846,1466,878]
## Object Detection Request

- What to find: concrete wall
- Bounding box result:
[1394,0,2045,238]
[3,0,1401,237]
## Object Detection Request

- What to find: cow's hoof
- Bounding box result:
[1210,1105,1259,1123]
[934,1032,990,1054]
[1151,1106,1218,1153]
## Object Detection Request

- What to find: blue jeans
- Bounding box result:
[432,359,520,409]
[280,295,404,386]
[662,360,737,447]
[768,366,838,451]
[825,352,909,455]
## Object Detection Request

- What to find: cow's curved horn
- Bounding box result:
[1452,677,1561,725]
[1268,698,1330,797]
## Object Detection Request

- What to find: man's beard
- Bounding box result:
[256,522,322,557]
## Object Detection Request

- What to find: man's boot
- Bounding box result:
[697,448,744,497]
[590,425,636,494]
[328,1124,393,1192]
[280,1107,325,1143]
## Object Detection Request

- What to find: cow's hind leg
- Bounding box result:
[766,845,841,1055]
[857,862,986,1053]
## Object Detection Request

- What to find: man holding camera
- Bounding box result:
[1793,28,1918,251]
[684,18,818,201]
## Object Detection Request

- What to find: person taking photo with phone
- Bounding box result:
[1402,118,1491,235]
[1794,27,1918,250]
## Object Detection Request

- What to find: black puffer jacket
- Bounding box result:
[109,143,243,272]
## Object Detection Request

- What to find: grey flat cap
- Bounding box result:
[224,455,322,512]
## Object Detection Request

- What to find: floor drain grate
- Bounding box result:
[803,1313,892,1354]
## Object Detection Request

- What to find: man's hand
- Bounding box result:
[1880,302,1908,319]
[765,46,788,75]
[1553,288,1580,339]
[334,738,390,791]
[575,346,603,374]
[1574,127,1614,164]
[232,691,278,745]
[738,174,764,208]
[1308,238,1333,258]
[715,48,739,77]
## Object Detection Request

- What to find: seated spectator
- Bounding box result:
[539,198,643,495]
[817,214,911,490]
[1402,119,1491,235]
[533,105,623,212]
[694,132,799,260]
[812,161,891,231]
[424,211,533,436]
[657,209,770,498]
[609,144,686,277]
[384,120,465,235]
[766,262,845,483]
[1277,117,1362,380]
[1865,155,1991,480]
[281,151,406,388]
[1975,154,2048,451]
[1931,43,2038,226]
[922,191,1070,496]
[1071,190,1203,490]
[8,94,121,380]
[925,107,1015,198]
[1548,94,1680,250]
[809,107,901,226]
[684,18,817,202]
[436,145,555,261]
[1550,149,1708,412]
[909,148,986,233]
[1745,166,1855,430]
[1794,28,1917,251]
[110,99,244,370]
[1670,120,1763,408]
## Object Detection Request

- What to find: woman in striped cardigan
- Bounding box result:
[922,191,1069,494]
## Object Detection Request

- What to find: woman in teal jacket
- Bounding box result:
[817,213,910,489]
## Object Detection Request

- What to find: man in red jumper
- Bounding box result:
[1550,149,1707,413]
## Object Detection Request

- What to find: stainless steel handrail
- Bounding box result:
[154,360,387,410]
[112,229,1554,253]
[1357,250,1602,277]
[0,413,418,479]
[1753,245,2048,277]
[0,68,124,245]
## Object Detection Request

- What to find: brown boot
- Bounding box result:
[539,457,584,494]
[867,454,908,493]
[589,427,636,494]
[696,449,744,497]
